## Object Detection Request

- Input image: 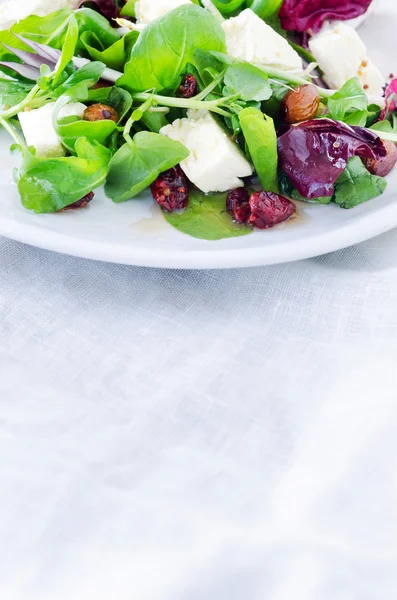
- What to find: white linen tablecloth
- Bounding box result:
[1,233,397,600]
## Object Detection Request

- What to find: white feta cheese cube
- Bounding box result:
[309,23,385,96]
[0,0,80,31]
[160,110,253,193]
[135,0,191,25]
[18,102,86,158]
[222,9,303,72]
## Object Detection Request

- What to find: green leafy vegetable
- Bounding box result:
[246,0,284,19]
[80,30,138,71]
[334,156,387,209]
[164,188,252,240]
[105,132,190,203]
[0,78,33,110]
[239,107,278,193]
[118,4,226,92]
[327,77,368,122]
[57,116,118,153]
[224,62,272,102]
[17,137,110,213]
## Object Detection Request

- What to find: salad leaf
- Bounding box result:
[78,0,118,21]
[80,30,138,71]
[334,156,387,208]
[75,8,121,50]
[278,119,386,199]
[327,77,368,122]
[208,0,246,15]
[246,0,284,19]
[105,132,190,203]
[17,137,110,213]
[239,107,278,192]
[223,63,272,102]
[0,78,33,110]
[118,4,226,93]
[52,61,106,98]
[164,188,252,240]
[279,0,373,33]
[380,78,397,121]
[57,116,118,153]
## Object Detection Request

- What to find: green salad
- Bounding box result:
[0,0,395,240]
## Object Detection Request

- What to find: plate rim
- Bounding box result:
[0,198,394,269]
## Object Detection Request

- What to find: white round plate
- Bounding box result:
[0,0,396,269]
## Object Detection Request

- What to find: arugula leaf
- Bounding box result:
[208,0,246,14]
[0,78,33,110]
[52,61,106,98]
[327,77,368,122]
[105,132,190,203]
[118,4,226,93]
[80,30,138,71]
[57,116,118,153]
[246,0,284,19]
[164,188,252,240]
[53,14,79,85]
[17,138,110,213]
[239,107,278,193]
[334,156,387,209]
[75,8,120,50]
[224,63,272,102]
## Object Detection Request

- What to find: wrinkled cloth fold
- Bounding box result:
[0,231,397,600]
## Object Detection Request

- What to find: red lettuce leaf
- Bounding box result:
[279,0,373,33]
[278,118,386,199]
[380,78,397,120]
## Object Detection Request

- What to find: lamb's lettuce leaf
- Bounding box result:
[164,188,252,240]
[17,137,110,213]
[118,4,226,93]
[105,132,190,203]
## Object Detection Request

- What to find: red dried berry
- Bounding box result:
[226,187,250,223]
[150,166,189,212]
[177,74,198,99]
[248,191,296,229]
[63,191,95,211]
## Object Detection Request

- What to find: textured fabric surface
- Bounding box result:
[1,233,397,600]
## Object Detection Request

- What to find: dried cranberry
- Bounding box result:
[150,166,189,212]
[63,192,95,211]
[248,191,296,229]
[177,74,198,99]
[226,188,250,223]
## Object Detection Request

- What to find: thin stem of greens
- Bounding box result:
[130,92,231,117]
[148,107,170,114]
[0,114,25,148]
[194,70,227,101]
[0,85,47,119]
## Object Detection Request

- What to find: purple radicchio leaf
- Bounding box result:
[380,78,397,120]
[12,33,61,64]
[278,118,387,199]
[1,43,55,69]
[0,61,40,80]
[279,0,373,33]
[78,0,118,21]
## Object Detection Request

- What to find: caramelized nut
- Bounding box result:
[363,140,397,177]
[281,85,320,124]
[83,103,118,123]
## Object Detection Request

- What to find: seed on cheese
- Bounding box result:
[18,102,86,158]
[135,0,191,25]
[222,9,303,72]
[309,23,385,96]
[160,110,253,194]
